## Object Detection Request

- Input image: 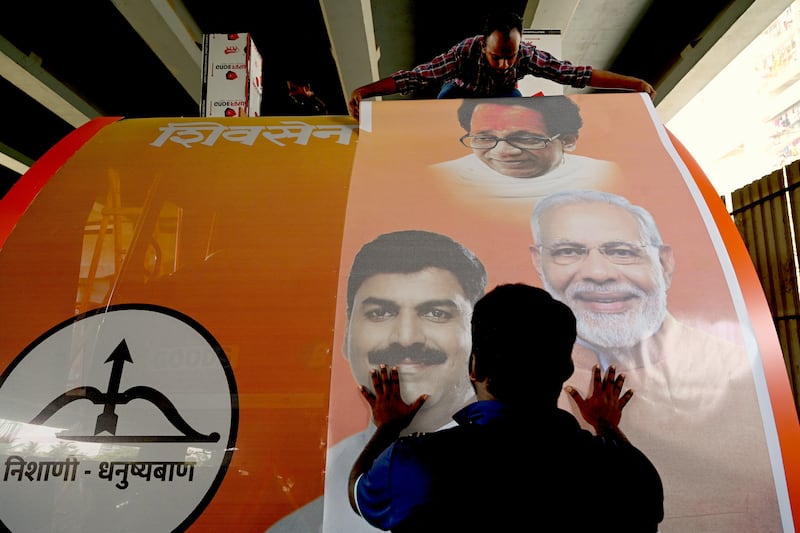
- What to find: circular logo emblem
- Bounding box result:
[0,304,237,532]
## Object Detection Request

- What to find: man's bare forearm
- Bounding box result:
[348,77,399,118]
[589,69,655,100]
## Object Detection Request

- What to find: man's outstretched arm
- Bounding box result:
[589,69,656,101]
[568,365,664,530]
[348,78,400,119]
[347,365,427,514]
[565,364,633,443]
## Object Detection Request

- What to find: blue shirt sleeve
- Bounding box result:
[354,438,433,530]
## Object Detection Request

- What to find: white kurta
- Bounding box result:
[430,152,623,201]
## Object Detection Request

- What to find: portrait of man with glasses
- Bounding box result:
[529,188,782,533]
[429,96,623,205]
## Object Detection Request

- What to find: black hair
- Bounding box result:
[471,283,576,406]
[346,230,487,316]
[457,96,584,137]
[482,10,523,38]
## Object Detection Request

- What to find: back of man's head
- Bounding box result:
[346,230,487,316]
[482,10,523,38]
[471,283,576,406]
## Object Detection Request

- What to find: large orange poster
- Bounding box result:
[320,94,799,533]
[0,116,357,532]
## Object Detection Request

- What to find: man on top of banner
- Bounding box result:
[347,10,655,119]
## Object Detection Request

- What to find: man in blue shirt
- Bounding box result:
[349,283,664,532]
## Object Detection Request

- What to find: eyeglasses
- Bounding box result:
[537,242,655,265]
[459,133,561,150]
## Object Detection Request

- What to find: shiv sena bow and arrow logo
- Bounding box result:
[0,304,238,532]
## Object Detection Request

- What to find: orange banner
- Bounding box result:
[0,116,357,532]
[321,94,798,533]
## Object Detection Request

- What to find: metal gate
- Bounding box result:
[731,160,800,412]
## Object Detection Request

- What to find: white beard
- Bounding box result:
[543,278,667,350]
